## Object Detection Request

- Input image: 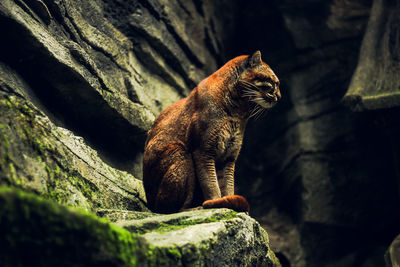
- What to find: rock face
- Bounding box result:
[344,0,400,110]
[386,234,400,267]
[103,208,280,266]
[0,0,281,265]
[0,61,147,211]
[0,187,280,266]
[0,0,226,205]
[2,0,400,266]
[232,0,400,266]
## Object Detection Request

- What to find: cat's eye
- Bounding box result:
[261,83,274,92]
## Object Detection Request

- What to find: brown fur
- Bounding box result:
[143,51,280,214]
[203,195,250,212]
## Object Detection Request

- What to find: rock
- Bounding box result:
[0,0,284,265]
[386,234,400,267]
[101,208,281,266]
[0,187,281,267]
[0,0,209,177]
[0,0,236,177]
[235,1,400,266]
[2,0,399,265]
[344,0,400,111]
[0,61,147,212]
[0,187,152,266]
[0,0,226,202]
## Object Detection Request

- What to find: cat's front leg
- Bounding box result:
[192,150,221,200]
[204,160,250,213]
[219,161,235,197]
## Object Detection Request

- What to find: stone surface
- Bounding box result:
[0,61,147,212]
[0,0,283,266]
[0,187,280,267]
[0,0,227,200]
[0,0,226,178]
[108,208,280,266]
[344,0,400,111]
[0,187,149,266]
[386,234,400,267]
[233,1,400,266]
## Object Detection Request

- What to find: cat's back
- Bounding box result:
[146,94,195,147]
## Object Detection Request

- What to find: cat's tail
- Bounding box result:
[202,195,250,213]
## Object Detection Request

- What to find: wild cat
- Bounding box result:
[143,51,281,213]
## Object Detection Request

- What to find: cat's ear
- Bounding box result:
[249,50,262,67]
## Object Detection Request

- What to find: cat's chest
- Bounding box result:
[215,120,244,160]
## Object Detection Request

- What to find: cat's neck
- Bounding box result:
[211,66,250,118]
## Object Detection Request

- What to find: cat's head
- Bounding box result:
[239,51,281,110]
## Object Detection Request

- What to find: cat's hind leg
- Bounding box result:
[152,144,196,213]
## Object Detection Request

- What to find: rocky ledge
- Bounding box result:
[0,187,280,266]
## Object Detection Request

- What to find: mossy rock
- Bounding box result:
[102,208,281,266]
[0,61,147,212]
[0,187,280,266]
[0,187,150,266]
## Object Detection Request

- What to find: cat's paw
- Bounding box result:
[202,195,250,212]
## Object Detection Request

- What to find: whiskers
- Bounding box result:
[249,99,269,120]
[242,89,259,98]
[238,79,269,120]
[249,105,264,119]
[239,80,260,100]
[238,80,259,92]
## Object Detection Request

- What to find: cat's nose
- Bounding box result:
[275,89,281,101]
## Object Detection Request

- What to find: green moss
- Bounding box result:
[45,165,51,175]
[0,131,10,151]
[69,175,95,200]
[0,93,106,211]
[2,96,49,156]
[155,216,231,233]
[4,95,36,119]
[0,186,151,266]
[0,90,146,213]
[143,243,183,265]
[42,161,105,210]
[0,154,25,187]
[54,164,60,176]
[8,162,18,184]
[44,163,72,204]
[20,123,49,156]
[127,210,238,234]
[167,248,182,259]
[267,249,282,267]
[19,103,35,117]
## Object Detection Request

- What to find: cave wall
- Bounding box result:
[233,0,400,266]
